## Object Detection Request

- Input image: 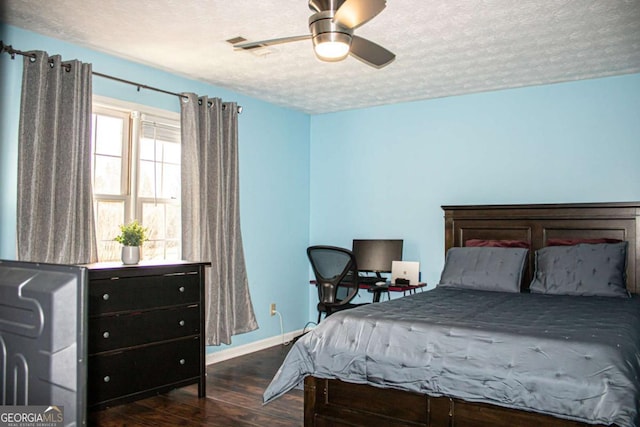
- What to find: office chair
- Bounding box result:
[307,245,364,323]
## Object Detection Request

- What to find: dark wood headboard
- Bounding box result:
[442,202,640,294]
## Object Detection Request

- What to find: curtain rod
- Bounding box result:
[0,41,243,114]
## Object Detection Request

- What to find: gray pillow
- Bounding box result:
[530,242,629,297]
[438,247,528,293]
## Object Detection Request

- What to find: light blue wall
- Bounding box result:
[0,25,20,258]
[0,26,312,351]
[309,74,640,297]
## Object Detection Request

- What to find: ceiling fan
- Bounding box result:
[234,0,395,68]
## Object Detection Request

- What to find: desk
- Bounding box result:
[364,283,427,302]
[310,281,427,303]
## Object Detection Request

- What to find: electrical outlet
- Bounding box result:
[270,303,276,316]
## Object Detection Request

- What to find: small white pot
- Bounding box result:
[121,246,140,265]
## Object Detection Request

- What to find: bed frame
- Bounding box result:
[304,202,640,427]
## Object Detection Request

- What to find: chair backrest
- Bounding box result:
[307,245,360,307]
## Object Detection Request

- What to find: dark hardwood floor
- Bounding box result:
[88,344,303,426]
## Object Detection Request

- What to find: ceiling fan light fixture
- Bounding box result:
[235,2,394,68]
[313,32,352,61]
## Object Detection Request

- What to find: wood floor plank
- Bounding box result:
[89,344,303,426]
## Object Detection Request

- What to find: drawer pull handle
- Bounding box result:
[179,286,185,293]
[103,331,110,339]
[179,359,186,365]
[102,293,110,301]
[103,376,111,383]
[179,320,185,327]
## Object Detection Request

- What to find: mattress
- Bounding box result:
[263,287,640,426]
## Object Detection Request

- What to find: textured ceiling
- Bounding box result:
[2,0,640,114]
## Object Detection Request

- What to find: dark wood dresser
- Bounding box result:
[85,261,209,409]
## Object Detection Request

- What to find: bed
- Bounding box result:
[264,202,640,426]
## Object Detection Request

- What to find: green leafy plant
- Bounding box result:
[114,220,149,247]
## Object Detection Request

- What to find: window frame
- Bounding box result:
[91,95,181,262]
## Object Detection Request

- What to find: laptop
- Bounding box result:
[391,261,420,286]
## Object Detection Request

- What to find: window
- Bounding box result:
[90,99,181,262]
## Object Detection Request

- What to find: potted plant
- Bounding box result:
[114,220,149,265]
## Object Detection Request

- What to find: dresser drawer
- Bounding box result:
[89,272,200,314]
[88,305,200,354]
[88,337,200,406]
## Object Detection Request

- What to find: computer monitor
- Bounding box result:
[0,260,88,427]
[352,239,403,277]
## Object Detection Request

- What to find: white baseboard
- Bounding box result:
[206,329,306,365]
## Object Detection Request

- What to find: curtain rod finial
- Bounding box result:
[0,41,15,59]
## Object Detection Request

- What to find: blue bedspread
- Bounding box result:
[263,287,640,426]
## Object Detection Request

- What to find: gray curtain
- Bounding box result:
[17,52,97,264]
[180,94,258,346]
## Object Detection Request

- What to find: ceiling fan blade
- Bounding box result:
[333,0,386,29]
[234,35,311,50]
[349,35,395,68]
